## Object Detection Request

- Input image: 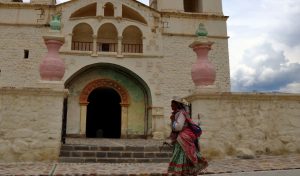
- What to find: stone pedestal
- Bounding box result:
[192,85,218,94]
[151,107,165,140]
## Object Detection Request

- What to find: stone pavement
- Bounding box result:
[0,154,300,175]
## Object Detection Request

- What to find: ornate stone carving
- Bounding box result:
[79,79,129,105]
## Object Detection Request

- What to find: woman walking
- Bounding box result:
[167,97,208,176]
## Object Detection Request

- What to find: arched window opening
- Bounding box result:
[184,0,202,13]
[72,23,93,51]
[122,26,143,53]
[122,5,147,24]
[70,3,97,18]
[97,23,118,52]
[104,2,114,17]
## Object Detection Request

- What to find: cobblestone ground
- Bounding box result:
[1,154,300,175]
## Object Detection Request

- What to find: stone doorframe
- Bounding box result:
[79,79,130,138]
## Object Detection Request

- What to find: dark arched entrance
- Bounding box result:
[86,87,121,138]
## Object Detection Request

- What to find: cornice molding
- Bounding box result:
[0,86,68,96]
[162,32,229,39]
[161,12,228,21]
[0,22,48,27]
[0,3,55,9]
[60,50,163,58]
[185,92,300,101]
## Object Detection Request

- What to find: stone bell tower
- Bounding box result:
[149,0,223,14]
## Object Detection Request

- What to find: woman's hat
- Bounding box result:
[171,96,189,106]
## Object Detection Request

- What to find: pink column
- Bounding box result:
[190,41,216,86]
[39,38,65,81]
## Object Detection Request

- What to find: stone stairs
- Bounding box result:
[59,139,173,163]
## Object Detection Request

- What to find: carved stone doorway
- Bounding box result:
[86,87,121,138]
[79,79,129,138]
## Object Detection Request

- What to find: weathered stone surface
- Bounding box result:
[0,87,66,162]
[187,92,300,158]
[236,148,255,159]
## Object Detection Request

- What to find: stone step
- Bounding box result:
[59,143,173,163]
[60,150,172,158]
[61,144,172,152]
[59,157,170,163]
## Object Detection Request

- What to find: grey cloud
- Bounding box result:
[231,43,300,92]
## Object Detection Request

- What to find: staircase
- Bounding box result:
[59,138,173,163]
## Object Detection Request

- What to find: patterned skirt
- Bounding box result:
[167,143,208,176]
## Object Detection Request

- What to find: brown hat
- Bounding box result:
[171,96,189,106]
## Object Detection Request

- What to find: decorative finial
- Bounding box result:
[196,23,208,37]
[50,14,61,31]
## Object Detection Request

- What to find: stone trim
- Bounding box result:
[79,79,129,105]
[185,92,300,101]
[161,12,229,21]
[162,33,229,39]
[0,87,68,96]
[59,50,163,58]
[0,3,54,8]
[0,23,48,27]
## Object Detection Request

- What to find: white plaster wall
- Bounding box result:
[156,0,183,12]
[161,15,228,37]
[202,0,223,14]
[186,93,300,158]
[0,87,67,162]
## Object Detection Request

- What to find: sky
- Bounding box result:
[223,0,300,93]
[23,0,300,93]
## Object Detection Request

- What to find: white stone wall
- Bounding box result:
[0,25,47,88]
[0,87,67,162]
[186,93,300,158]
[0,1,231,141]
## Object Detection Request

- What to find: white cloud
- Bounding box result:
[224,0,300,93]
[279,83,300,94]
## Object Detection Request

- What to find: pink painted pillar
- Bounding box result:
[189,24,216,87]
[39,37,65,81]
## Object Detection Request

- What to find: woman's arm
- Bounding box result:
[172,111,186,131]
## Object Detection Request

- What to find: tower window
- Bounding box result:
[184,0,202,13]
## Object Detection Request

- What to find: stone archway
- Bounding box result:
[79,79,130,138]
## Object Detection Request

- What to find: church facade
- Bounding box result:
[0,0,229,140]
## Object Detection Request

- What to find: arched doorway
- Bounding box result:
[86,88,121,138]
[79,78,130,138]
[65,64,152,139]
